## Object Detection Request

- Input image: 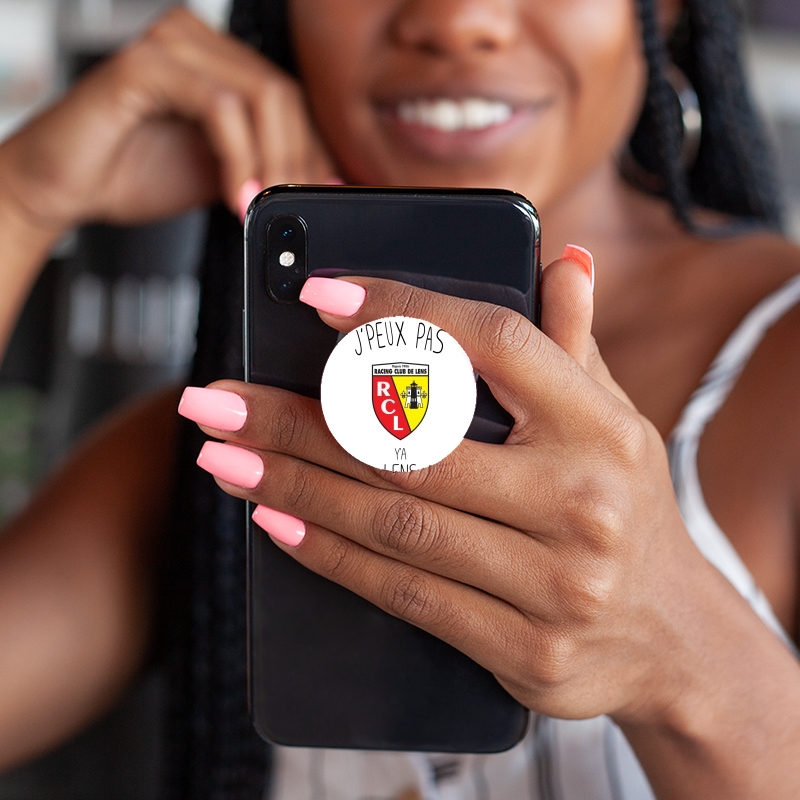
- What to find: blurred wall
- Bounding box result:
[0,2,226,799]
[745,19,800,239]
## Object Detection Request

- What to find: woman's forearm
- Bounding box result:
[0,388,179,772]
[0,173,64,357]
[618,558,800,799]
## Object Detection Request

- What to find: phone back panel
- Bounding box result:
[245,187,539,752]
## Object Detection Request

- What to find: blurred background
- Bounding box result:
[0,0,797,796]
[0,2,228,798]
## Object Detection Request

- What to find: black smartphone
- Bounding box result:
[244,185,540,753]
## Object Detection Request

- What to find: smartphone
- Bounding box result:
[244,185,540,753]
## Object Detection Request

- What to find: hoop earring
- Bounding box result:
[669,65,702,167]
[619,64,702,193]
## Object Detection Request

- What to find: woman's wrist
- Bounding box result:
[0,187,65,254]
[0,169,67,353]
[614,554,800,797]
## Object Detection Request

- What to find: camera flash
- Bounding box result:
[279,251,295,267]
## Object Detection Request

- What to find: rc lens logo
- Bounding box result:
[321,316,476,471]
[372,364,428,439]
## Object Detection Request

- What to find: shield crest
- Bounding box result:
[372,363,428,439]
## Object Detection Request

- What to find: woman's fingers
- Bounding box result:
[304,267,637,427]
[259,518,624,720]
[253,75,337,187]
[201,443,562,615]
[540,246,594,367]
[301,274,631,438]
[110,43,258,213]
[179,381,635,545]
[0,7,336,231]
[142,9,336,191]
[270,521,538,693]
[196,442,634,715]
[540,248,635,406]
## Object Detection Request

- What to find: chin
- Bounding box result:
[340,148,541,195]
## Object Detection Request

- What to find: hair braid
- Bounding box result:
[229,0,294,73]
[632,0,782,229]
[630,0,696,227]
[163,208,270,800]
[680,0,783,225]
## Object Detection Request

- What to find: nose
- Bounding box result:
[390,0,518,57]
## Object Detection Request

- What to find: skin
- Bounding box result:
[0,1,798,797]
[0,387,179,768]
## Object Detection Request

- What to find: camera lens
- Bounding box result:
[267,214,307,303]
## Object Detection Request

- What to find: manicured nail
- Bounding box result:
[252,505,306,547]
[325,176,345,185]
[197,441,263,488]
[299,277,366,317]
[238,178,262,223]
[561,244,595,293]
[178,387,247,431]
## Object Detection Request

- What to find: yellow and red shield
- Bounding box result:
[372,363,429,439]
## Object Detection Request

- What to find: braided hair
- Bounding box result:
[161,2,783,799]
[632,0,783,229]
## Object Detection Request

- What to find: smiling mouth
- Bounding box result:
[396,97,514,132]
[379,94,545,161]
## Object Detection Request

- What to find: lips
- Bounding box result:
[377,93,550,161]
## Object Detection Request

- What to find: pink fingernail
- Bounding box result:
[561,244,595,293]
[179,387,247,431]
[238,179,262,223]
[196,441,263,488]
[299,277,365,317]
[325,176,345,185]
[252,505,306,547]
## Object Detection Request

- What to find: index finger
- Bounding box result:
[299,275,601,430]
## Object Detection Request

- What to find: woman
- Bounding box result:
[0,0,798,797]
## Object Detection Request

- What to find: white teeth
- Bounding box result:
[397,98,513,132]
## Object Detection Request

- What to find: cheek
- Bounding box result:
[289,1,380,151]
[562,0,647,159]
[496,0,647,208]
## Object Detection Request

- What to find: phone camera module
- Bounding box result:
[266,214,307,303]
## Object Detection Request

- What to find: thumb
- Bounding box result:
[542,245,634,407]
[540,244,595,367]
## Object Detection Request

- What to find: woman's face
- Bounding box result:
[289,0,650,212]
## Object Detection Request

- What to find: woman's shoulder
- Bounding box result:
[697,228,800,413]
[628,219,800,449]
[709,227,800,278]
[677,217,800,280]
[689,230,800,630]
[679,227,800,345]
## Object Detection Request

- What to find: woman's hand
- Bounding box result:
[183,255,709,726]
[183,257,800,795]
[0,7,336,236]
